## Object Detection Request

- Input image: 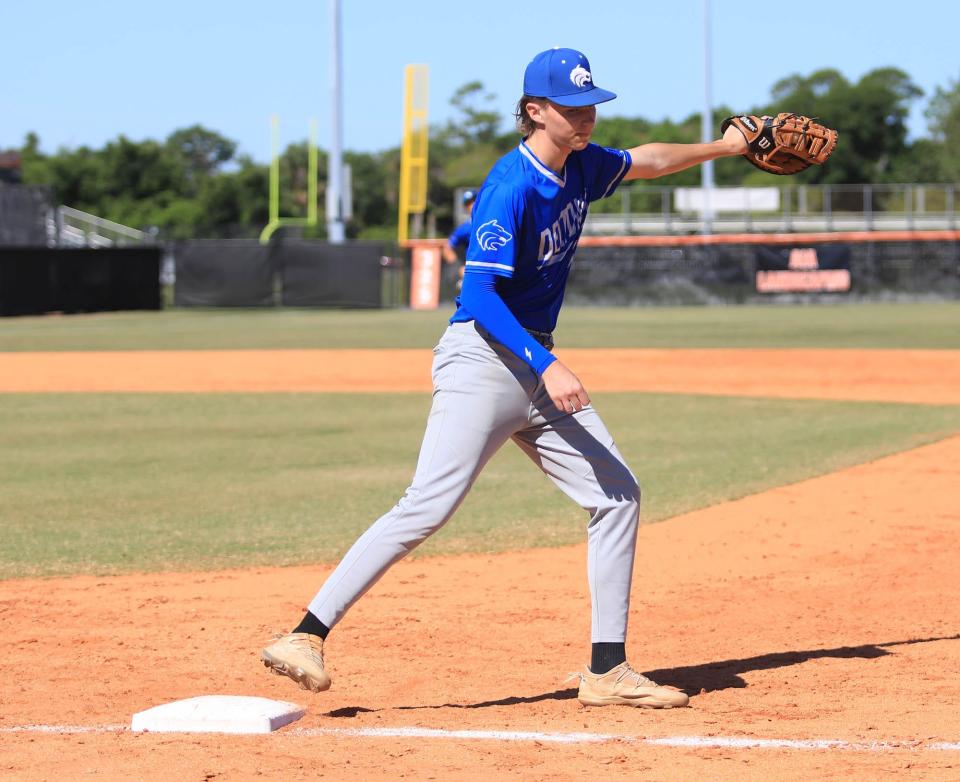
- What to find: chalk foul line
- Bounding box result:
[1,723,959,752]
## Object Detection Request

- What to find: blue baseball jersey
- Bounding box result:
[448,221,472,251]
[451,140,631,333]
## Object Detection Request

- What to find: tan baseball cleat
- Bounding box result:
[261,632,331,692]
[575,662,689,708]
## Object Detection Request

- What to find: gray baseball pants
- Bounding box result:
[309,320,641,642]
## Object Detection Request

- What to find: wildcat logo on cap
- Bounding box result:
[570,65,592,88]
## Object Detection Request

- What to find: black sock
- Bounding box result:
[591,642,626,674]
[293,611,330,640]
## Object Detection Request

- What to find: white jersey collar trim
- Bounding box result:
[519,141,566,187]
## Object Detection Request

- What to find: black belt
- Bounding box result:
[470,321,554,352]
[525,329,555,351]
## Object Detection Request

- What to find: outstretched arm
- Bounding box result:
[623,124,747,181]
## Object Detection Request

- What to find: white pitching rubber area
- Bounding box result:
[129,695,305,734]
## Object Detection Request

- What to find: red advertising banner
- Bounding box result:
[409,244,441,310]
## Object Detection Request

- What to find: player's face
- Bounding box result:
[544,102,597,150]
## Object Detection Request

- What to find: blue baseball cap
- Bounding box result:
[522,47,616,107]
[461,189,476,205]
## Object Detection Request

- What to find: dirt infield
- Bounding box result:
[3,347,960,403]
[2,349,959,780]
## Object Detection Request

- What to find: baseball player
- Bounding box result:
[262,47,748,708]
[441,189,476,289]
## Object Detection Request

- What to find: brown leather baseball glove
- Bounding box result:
[721,113,838,175]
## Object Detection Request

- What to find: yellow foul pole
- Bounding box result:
[398,64,429,244]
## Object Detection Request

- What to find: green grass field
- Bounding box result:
[0,302,958,351]
[1,303,958,579]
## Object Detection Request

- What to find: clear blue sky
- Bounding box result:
[4,0,958,162]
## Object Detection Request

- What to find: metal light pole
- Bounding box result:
[327,0,345,243]
[700,0,715,235]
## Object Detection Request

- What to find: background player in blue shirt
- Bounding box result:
[263,46,748,709]
[441,189,476,290]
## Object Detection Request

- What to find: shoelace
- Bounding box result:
[291,637,324,665]
[563,665,659,688]
[614,666,658,689]
[274,633,325,666]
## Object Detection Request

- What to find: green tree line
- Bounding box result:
[8,66,960,241]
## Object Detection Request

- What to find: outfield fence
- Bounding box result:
[169,239,390,308]
[567,232,960,305]
[410,230,960,307]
